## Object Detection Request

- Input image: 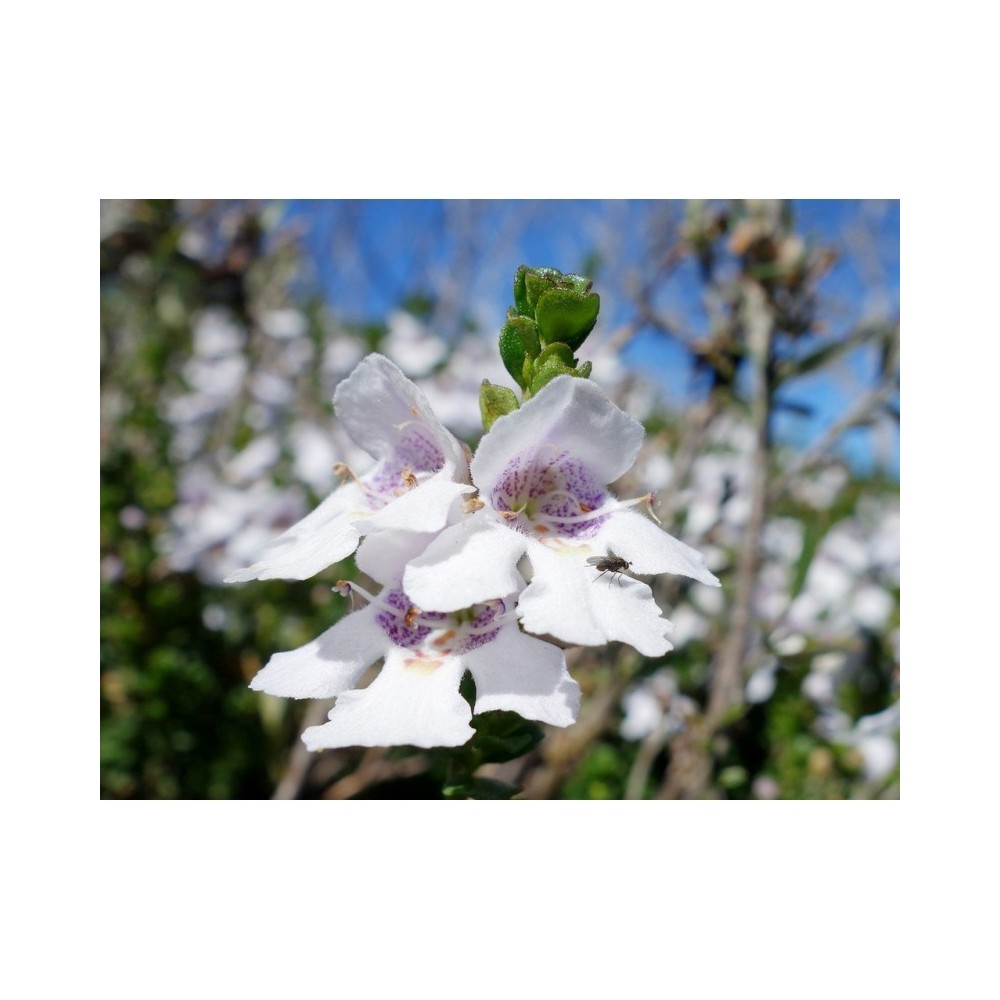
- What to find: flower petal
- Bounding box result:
[517,538,674,657]
[302,649,473,749]
[223,482,366,582]
[334,353,468,477]
[357,476,473,535]
[249,604,385,698]
[464,624,580,727]
[595,509,721,586]
[471,376,644,498]
[355,530,440,587]
[402,513,528,613]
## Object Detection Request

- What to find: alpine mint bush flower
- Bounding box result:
[228,271,720,762]
[250,530,580,748]
[403,375,720,657]
[225,354,473,583]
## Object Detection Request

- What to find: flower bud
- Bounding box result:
[511,265,600,352]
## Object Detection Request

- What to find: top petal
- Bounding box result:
[471,376,644,498]
[226,354,471,583]
[334,353,469,480]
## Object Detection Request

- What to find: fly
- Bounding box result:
[586,551,632,586]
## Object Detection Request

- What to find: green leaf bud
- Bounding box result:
[536,342,576,368]
[534,287,601,351]
[529,352,579,395]
[479,380,520,431]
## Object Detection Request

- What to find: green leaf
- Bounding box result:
[443,777,521,800]
[513,266,532,317]
[536,342,575,368]
[498,325,527,386]
[534,288,600,350]
[471,711,544,764]
[479,381,520,431]
[503,314,540,359]
[524,266,563,312]
[522,354,534,389]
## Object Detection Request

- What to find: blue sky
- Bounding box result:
[280,200,899,477]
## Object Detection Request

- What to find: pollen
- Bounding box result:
[401,467,418,489]
[404,605,422,628]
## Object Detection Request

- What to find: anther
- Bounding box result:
[332,462,382,501]
[644,493,662,525]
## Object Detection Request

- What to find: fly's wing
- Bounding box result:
[585,555,606,566]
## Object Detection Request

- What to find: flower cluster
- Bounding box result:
[227,353,719,749]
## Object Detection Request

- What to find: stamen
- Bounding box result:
[401,467,418,490]
[332,462,361,484]
[465,611,516,634]
[463,495,485,513]
[332,462,384,502]
[534,493,654,526]
[334,580,407,619]
[645,493,663,525]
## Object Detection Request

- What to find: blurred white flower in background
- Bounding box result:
[619,670,696,741]
[382,310,448,376]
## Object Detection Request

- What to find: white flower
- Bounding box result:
[402,376,720,657]
[225,354,473,583]
[250,531,579,749]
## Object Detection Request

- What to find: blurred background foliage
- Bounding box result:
[100,199,899,799]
